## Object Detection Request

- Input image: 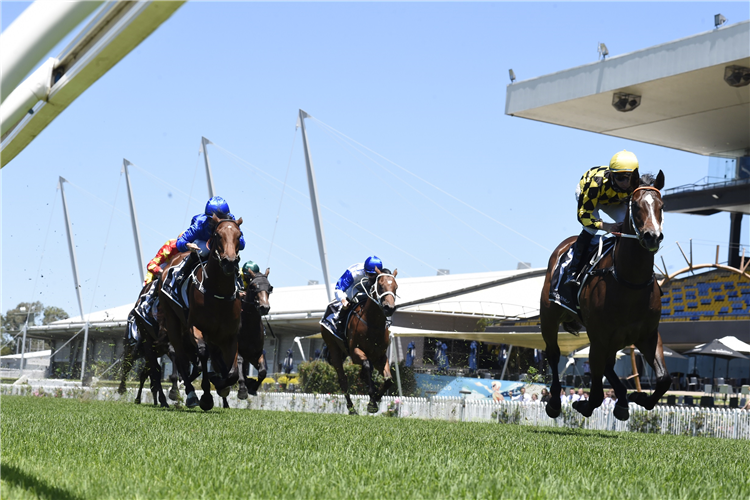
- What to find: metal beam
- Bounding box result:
[201,137,216,199]
[122,159,145,284]
[59,177,90,382]
[298,110,333,302]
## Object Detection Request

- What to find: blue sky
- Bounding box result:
[2,1,749,320]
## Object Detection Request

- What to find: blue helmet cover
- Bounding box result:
[205,196,230,217]
[364,255,383,274]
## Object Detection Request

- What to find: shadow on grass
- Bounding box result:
[526,428,621,439]
[1,463,82,500]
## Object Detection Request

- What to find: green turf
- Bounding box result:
[2,396,748,500]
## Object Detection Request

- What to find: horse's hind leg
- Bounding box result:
[118,341,136,395]
[135,360,148,404]
[629,333,671,410]
[604,359,630,421]
[144,342,168,408]
[572,345,605,417]
[326,336,356,415]
[245,353,266,397]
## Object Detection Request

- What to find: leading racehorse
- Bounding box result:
[541,170,667,421]
[159,215,243,411]
[321,268,398,414]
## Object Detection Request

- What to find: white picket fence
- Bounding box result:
[3,383,748,439]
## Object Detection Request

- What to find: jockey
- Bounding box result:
[241,260,260,290]
[564,150,638,286]
[322,255,383,337]
[172,196,245,288]
[143,237,181,286]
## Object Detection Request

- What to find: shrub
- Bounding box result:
[298,360,338,394]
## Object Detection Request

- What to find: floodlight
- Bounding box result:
[509,69,516,83]
[612,92,641,112]
[598,43,609,60]
[724,65,750,88]
[715,14,727,29]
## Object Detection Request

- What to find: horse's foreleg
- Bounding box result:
[118,342,135,395]
[208,341,239,399]
[541,316,562,419]
[629,333,671,410]
[245,353,266,397]
[373,354,393,403]
[144,341,168,408]
[135,360,148,404]
[572,346,605,418]
[194,327,214,412]
[353,347,378,414]
[236,355,249,400]
[604,360,630,421]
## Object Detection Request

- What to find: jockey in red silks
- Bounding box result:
[143,238,180,286]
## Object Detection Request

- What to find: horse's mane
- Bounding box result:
[380,268,392,275]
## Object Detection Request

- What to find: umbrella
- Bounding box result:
[683,339,749,380]
[571,346,625,359]
[623,346,687,360]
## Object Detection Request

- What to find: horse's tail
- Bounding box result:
[562,320,582,336]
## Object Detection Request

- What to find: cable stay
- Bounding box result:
[311,116,552,253]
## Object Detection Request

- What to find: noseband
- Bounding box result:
[626,186,663,250]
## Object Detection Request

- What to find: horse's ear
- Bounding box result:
[375,267,382,275]
[393,268,398,277]
[236,217,243,226]
[629,168,640,191]
[265,267,270,277]
[654,170,665,191]
[212,213,220,224]
[246,268,256,279]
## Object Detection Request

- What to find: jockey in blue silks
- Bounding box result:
[321,255,383,338]
[171,196,245,288]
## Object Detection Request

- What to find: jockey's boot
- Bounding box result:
[173,252,198,290]
[564,230,595,287]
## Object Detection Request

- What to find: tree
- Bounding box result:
[1,302,69,354]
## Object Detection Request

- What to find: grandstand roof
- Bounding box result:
[505,21,750,158]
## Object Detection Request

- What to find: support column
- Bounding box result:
[728,212,743,269]
[123,160,145,284]
[201,137,215,199]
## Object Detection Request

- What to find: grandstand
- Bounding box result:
[661,270,750,322]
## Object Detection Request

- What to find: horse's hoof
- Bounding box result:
[186,392,199,408]
[613,404,629,421]
[117,385,126,395]
[237,387,248,400]
[199,394,214,412]
[134,397,141,405]
[168,388,178,401]
[348,407,358,416]
[572,401,591,417]
[627,392,650,408]
[217,386,230,398]
[367,401,379,414]
[545,404,561,419]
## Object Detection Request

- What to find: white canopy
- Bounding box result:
[692,336,750,354]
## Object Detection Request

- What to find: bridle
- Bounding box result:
[624,186,663,250]
[359,273,398,311]
[193,218,242,300]
[246,274,273,312]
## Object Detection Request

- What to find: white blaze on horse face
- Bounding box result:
[643,193,662,232]
[387,279,393,285]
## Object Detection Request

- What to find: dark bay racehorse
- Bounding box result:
[118,280,175,407]
[321,268,398,414]
[236,268,272,400]
[541,170,667,421]
[159,215,243,411]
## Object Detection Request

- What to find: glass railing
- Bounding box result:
[664,176,750,196]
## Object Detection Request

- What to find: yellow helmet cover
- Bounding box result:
[609,150,639,172]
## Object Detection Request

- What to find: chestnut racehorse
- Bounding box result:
[541,170,667,422]
[321,268,398,414]
[159,215,243,411]
[236,268,272,400]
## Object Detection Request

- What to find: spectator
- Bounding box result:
[603,389,616,406]
[577,388,586,401]
[520,387,531,402]
[508,390,515,401]
[531,393,539,402]
[540,388,551,403]
[468,341,478,374]
[569,388,578,402]
[405,341,416,368]
[560,388,567,403]
[742,399,750,411]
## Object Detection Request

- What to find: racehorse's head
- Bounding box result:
[210,214,243,276]
[244,267,272,316]
[373,268,398,317]
[627,169,665,252]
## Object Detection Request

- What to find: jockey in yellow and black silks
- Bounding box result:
[564,150,638,286]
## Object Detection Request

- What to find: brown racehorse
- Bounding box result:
[321,268,398,414]
[236,268,272,400]
[159,215,243,411]
[541,169,667,421]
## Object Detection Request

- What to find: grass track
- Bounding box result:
[1,396,749,499]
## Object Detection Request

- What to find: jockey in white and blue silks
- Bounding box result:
[170,196,246,291]
[321,256,383,338]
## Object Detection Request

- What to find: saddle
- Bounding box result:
[549,235,616,316]
[160,257,196,319]
[320,294,366,343]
